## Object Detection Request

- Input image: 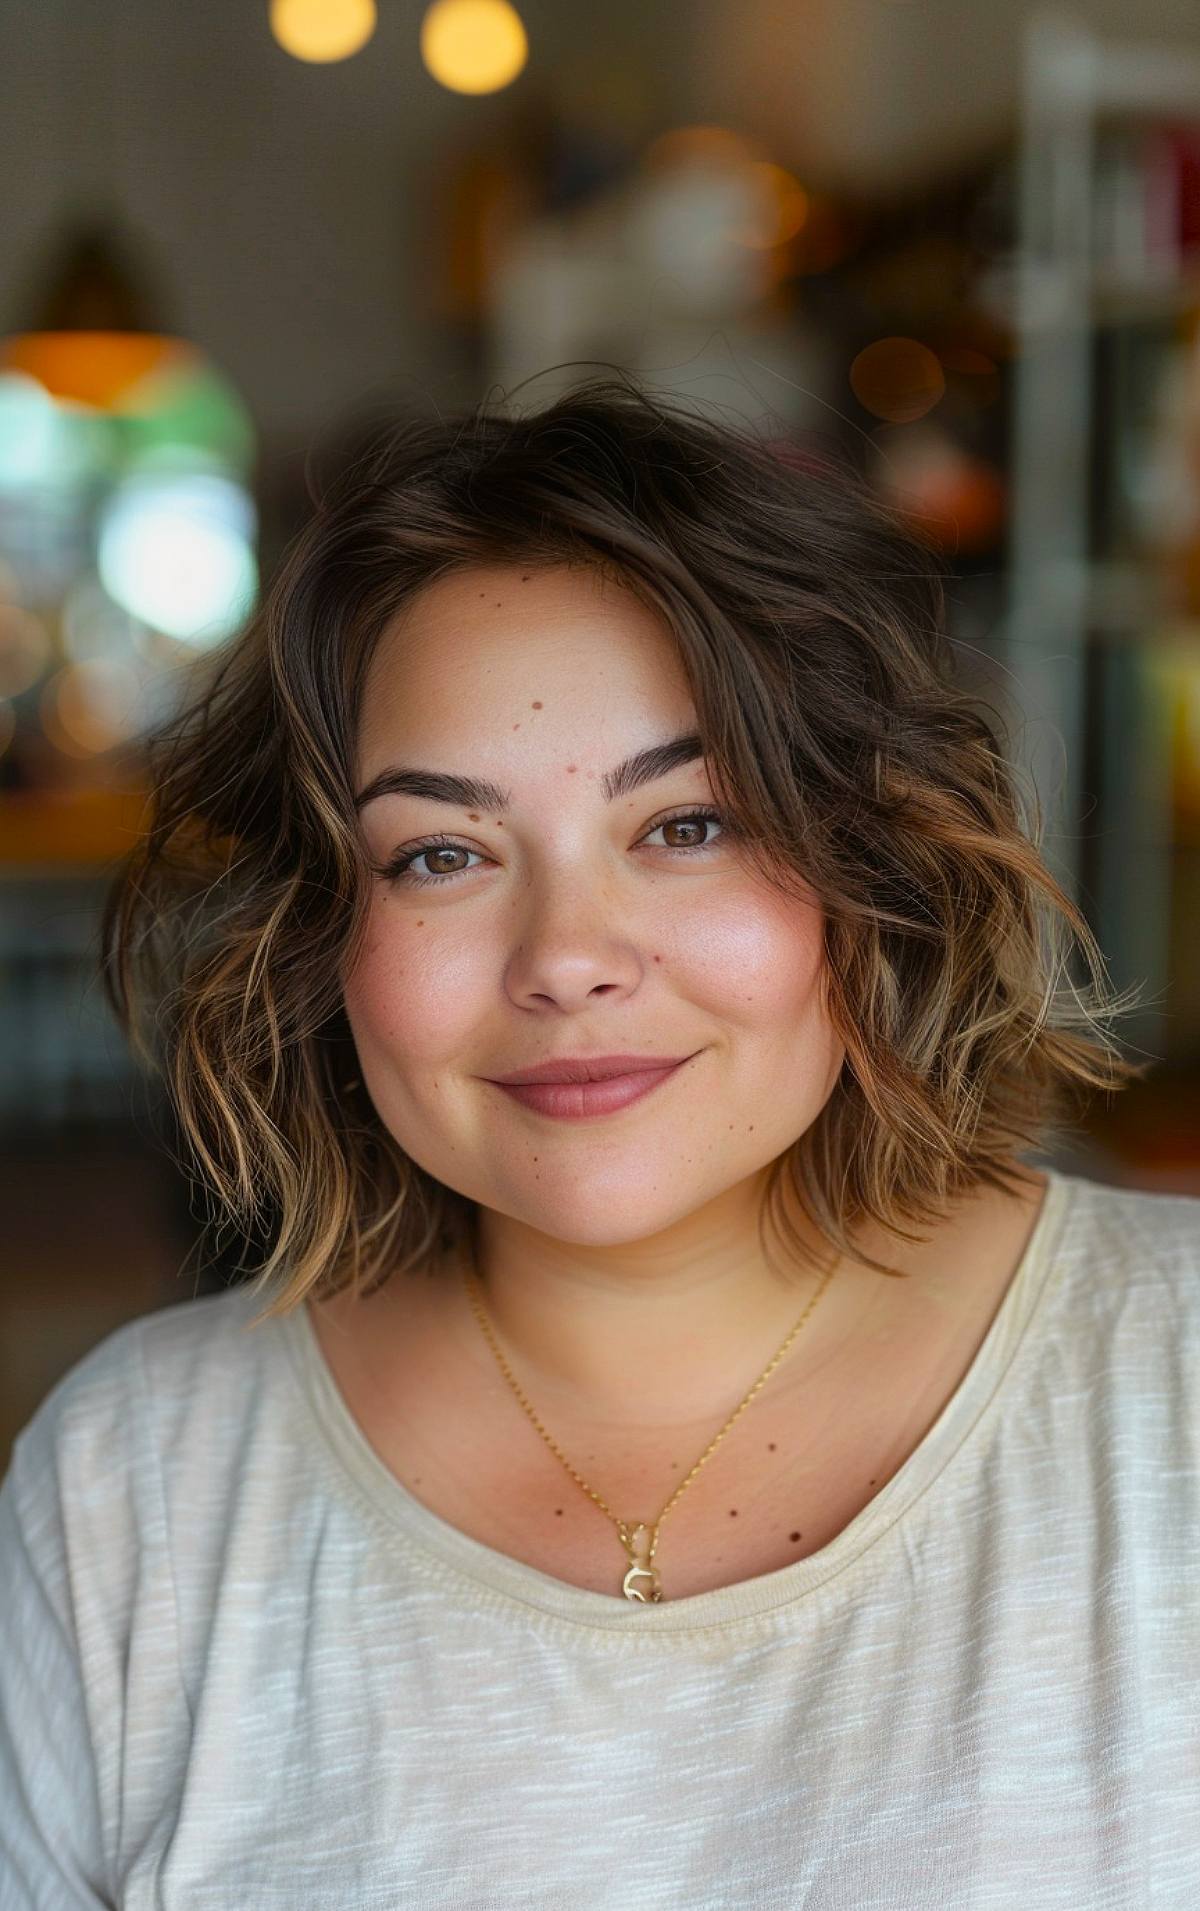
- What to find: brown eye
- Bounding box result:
[420,847,469,876]
[660,817,709,848]
[644,808,726,854]
[382,837,485,885]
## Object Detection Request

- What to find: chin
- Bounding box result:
[478,1161,725,1246]
[516,1210,693,1251]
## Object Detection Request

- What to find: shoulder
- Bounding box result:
[0,1286,299,1729]
[1,1286,282,1569]
[10,1284,272,1450]
[1048,1168,1200,1417]
[1057,1168,1200,1299]
[0,1288,292,1896]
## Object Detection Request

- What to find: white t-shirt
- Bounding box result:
[1,1164,1198,1909]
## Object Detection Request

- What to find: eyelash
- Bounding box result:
[379,806,730,889]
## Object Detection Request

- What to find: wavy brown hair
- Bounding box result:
[101,370,1149,1324]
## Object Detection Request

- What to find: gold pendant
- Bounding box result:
[618,1521,662,1602]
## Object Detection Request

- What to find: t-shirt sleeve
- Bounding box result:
[0,1310,172,1911]
[0,1431,112,1908]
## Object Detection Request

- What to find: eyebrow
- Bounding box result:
[353,730,705,814]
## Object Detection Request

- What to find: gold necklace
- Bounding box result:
[461,1256,838,1603]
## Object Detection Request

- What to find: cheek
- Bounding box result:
[341,911,486,1069]
[680,886,828,1024]
[690,887,844,1104]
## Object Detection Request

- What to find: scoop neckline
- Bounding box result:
[279,1166,1078,1637]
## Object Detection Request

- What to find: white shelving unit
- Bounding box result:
[1004,10,1200,1065]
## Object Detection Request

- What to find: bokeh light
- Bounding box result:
[939,345,1002,409]
[850,337,946,423]
[270,0,377,63]
[96,472,258,646]
[0,326,258,776]
[0,605,52,698]
[2,331,174,409]
[0,338,255,482]
[644,125,768,174]
[629,128,782,313]
[732,163,810,251]
[420,0,528,96]
[629,174,772,310]
[40,657,144,757]
[0,372,114,492]
[60,575,147,667]
[872,424,1006,553]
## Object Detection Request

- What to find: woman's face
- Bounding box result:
[344,560,845,1249]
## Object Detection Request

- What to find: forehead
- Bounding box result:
[357,561,694,758]
[376,559,669,665]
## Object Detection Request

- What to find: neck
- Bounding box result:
[448,1168,889,1435]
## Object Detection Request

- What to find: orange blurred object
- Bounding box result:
[850,337,945,423]
[875,427,1007,553]
[1,331,183,408]
[0,784,149,868]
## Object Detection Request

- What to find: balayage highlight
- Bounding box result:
[100,371,1149,1324]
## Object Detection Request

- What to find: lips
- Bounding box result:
[486,1056,694,1119]
[488,1054,691,1086]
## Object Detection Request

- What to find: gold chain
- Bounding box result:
[461,1256,838,1603]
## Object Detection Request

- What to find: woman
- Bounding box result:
[1,374,1196,1906]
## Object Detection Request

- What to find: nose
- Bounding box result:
[502,881,646,1013]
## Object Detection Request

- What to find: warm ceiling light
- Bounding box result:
[2,331,176,408]
[270,0,377,64]
[850,337,946,424]
[420,0,528,96]
[643,126,767,173]
[738,163,810,250]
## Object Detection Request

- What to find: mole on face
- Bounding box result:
[532,700,543,709]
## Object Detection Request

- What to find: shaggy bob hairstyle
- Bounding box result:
[101,371,1147,1323]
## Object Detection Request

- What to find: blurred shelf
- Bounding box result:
[1008,15,1200,1072]
[1092,266,1200,324]
[0,783,149,872]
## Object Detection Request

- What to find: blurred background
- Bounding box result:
[2,0,1199,1467]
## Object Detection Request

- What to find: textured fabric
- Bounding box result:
[1,1165,1198,1909]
